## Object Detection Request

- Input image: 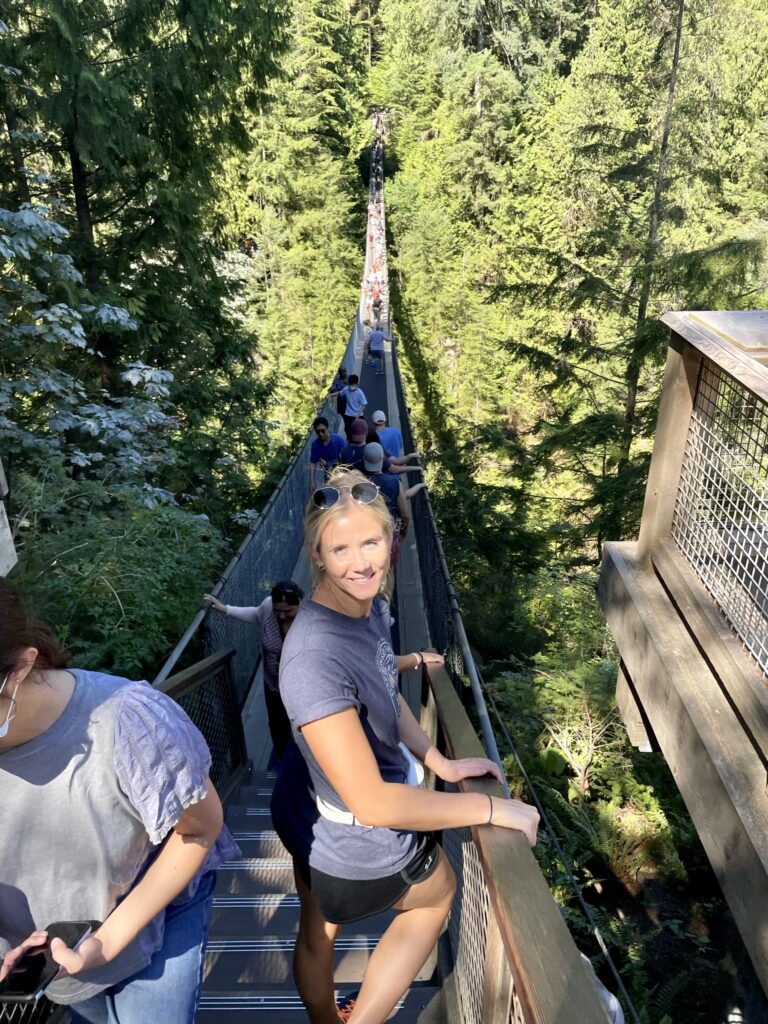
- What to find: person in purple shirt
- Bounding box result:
[271,466,539,1024]
[309,417,346,488]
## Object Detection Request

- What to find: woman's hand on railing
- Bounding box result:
[203,594,226,614]
[437,756,504,786]
[488,797,540,847]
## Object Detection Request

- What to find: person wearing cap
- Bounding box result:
[371,410,404,458]
[204,581,304,759]
[340,375,367,440]
[343,422,418,478]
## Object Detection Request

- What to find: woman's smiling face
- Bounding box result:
[314,502,390,615]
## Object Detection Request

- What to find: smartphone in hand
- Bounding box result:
[0,921,98,1004]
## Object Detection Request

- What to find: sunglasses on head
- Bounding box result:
[312,481,379,509]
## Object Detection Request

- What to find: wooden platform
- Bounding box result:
[598,539,768,992]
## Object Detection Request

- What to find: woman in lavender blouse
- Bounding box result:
[0,581,238,1023]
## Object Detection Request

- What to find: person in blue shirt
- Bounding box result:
[371,410,404,459]
[309,417,345,488]
[368,327,388,375]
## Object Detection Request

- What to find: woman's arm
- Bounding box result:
[301,710,538,844]
[396,483,409,536]
[396,695,504,787]
[204,594,266,624]
[49,781,224,975]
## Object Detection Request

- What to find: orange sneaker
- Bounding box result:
[337,997,357,1021]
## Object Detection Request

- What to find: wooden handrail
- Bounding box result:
[155,648,237,700]
[426,663,607,1024]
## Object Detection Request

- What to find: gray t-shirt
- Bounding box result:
[278,597,417,880]
[0,668,239,1005]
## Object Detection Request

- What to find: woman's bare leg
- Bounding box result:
[346,849,456,1024]
[292,863,343,1024]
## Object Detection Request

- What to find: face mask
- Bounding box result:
[0,673,21,740]
[349,385,357,391]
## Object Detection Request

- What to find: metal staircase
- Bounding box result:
[196,769,445,1023]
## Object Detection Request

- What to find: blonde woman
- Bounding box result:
[270,467,539,1024]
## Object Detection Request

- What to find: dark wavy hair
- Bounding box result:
[0,581,69,675]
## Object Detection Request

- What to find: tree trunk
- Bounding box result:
[3,101,32,205]
[619,0,685,470]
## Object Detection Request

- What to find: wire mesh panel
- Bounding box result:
[672,358,768,676]
[391,342,464,679]
[172,660,247,795]
[0,1003,63,1024]
[443,827,493,1024]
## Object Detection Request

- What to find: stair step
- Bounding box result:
[236,784,276,802]
[209,897,396,936]
[196,984,445,1023]
[204,933,435,988]
[228,830,288,859]
[226,806,275,828]
[215,859,295,895]
[204,939,438,990]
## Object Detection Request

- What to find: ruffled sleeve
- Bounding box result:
[114,682,212,845]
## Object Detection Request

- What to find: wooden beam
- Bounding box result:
[156,648,236,699]
[598,541,768,993]
[427,665,608,1024]
[615,663,655,752]
[636,334,700,564]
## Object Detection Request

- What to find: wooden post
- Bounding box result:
[636,334,701,564]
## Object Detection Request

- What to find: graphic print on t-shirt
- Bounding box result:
[375,638,400,716]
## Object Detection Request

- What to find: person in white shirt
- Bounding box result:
[203,581,303,759]
[341,375,367,440]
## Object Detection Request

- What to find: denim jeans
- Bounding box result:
[68,871,215,1024]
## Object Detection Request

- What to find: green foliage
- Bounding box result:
[214,0,368,436]
[12,468,225,679]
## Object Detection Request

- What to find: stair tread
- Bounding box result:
[196,984,444,1023]
[203,936,437,989]
[209,901,396,936]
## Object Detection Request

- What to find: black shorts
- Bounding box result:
[299,833,441,925]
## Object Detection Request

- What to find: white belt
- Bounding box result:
[315,743,425,826]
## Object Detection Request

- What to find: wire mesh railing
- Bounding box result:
[672,356,768,676]
[157,649,248,800]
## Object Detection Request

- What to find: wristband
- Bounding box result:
[487,794,494,825]
[413,651,423,668]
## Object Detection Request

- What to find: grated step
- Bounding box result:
[209,895,396,937]
[203,933,435,989]
[196,984,444,1023]
[215,859,295,895]
[236,784,277,803]
[227,830,288,859]
[226,806,275,829]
